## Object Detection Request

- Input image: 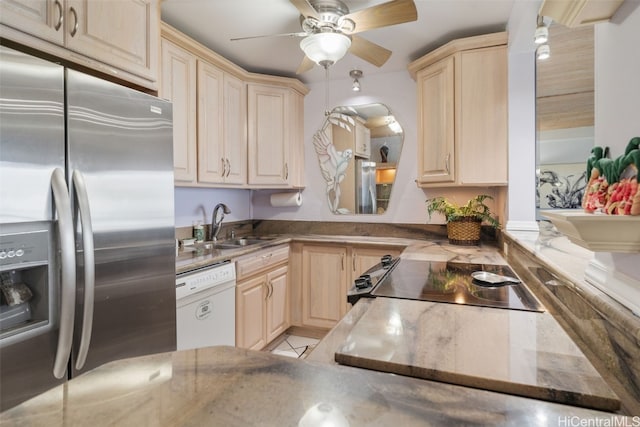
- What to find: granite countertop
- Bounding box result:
[176,233,506,274]
[1,346,632,427]
[334,298,619,411]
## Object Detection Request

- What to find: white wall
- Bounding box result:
[505,0,540,231]
[253,70,428,223]
[592,2,640,285]
[174,187,251,227]
[594,1,640,156]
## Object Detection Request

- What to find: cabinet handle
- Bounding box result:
[341,254,344,270]
[284,163,289,180]
[221,158,226,177]
[269,281,273,299]
[264,283,269,301]
[225,158,231,177]
[352,253,356,272]
[69,7,78,37]
[54,0,63,31]
[445,153,450,175]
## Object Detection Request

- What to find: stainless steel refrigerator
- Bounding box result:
[355,160,377,214]
[0,45,177,411]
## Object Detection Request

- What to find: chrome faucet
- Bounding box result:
[210,203,231,241]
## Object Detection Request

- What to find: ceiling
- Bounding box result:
[161,0,515,84]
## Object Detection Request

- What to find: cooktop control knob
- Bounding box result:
[355,274,372,289]
[381,254,393,268]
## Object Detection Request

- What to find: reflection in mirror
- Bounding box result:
[536,24,593,215]
[313,103,403,214]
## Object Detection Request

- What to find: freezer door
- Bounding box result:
[0,46,65,223]
[0,47,66,411]
[66,70,176,375]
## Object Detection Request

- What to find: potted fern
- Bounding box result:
[425,194,500,245]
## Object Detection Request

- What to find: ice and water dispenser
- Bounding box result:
[0,223,55,343]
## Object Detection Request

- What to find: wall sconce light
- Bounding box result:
[536,43,550,60]
[349,69,362,92]
[300,32,352,69]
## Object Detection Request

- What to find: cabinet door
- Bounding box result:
[0,0,64,45]
[417,56,455,184]
[223,73,247,185]
[196,60,225,184]
[457,46,508,185]
[301,245,348,328]
[65,0,158,81]
[160,39,197,184]
[236,275,266,350]
[247,84,289,185]
[354,119,371,159]
[351,246,402,279]
[288,89,305,188]
[266,265,289,343]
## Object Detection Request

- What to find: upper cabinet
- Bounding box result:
[247,83,304,188]
[160,38,197,183]
[408,32,508,188]
[333,116,371,159]
[160,23,307,189]
[0,0,159,90]
[197,63,247,186]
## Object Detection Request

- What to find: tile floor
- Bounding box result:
[267,334,320,359]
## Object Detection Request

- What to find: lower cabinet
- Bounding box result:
[296,243,403,329]
[235,245,290,350]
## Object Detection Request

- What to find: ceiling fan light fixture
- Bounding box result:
[300,32,351,68]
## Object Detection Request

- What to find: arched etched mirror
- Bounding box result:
[313,103,403,214]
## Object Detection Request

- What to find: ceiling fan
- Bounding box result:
[231,0,418,74]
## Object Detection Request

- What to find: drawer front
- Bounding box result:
[236,244,289,280]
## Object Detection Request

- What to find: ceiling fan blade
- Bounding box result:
[349,36,392,67]
[342,0,418,35]
[231,32,306,42]
[296,56,315,74]
[289,0,318,19]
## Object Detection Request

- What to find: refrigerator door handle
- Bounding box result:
[51,168,76,379]
[72,170,95,371]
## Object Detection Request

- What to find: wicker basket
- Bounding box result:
[447,217,482,246]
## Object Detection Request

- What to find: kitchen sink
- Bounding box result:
[183,236,276,252]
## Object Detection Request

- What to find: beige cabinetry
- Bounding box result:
[160,38,197,183]
[0,0,159,89]
[354,117,372,158]
[160,23,307,189]
[247,84,305,188]
[161,24,247,187]
[197,63,247,185]
[235,245,290,350]
[296,243,403,329]
[409,32,508,188]
[301,244,349,329]
[332,116,371,159]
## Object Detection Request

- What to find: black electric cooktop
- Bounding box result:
[348,258,544,312]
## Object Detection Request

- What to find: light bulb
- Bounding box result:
[534,26,548,44]
[352,79,360,92]
[536,44,550,60]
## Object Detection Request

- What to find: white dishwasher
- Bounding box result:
[176,261,236,351]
